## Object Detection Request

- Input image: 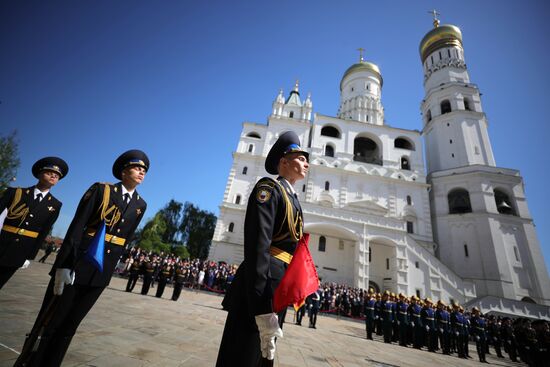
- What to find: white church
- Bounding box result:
[209,18,550,319]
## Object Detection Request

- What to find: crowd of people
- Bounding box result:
[314,282,549,366]
[117,247,238,301]
[114,250,550,366]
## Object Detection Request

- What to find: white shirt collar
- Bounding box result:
[280,178,296,195]
[33,187,49,199]
[121,184,135,199]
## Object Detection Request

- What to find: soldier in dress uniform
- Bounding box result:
[381,291,394,343]
[156,258,174,298]
[15,150,148,367]
[450,302,466,358]
[306,285,321,329]
[471,307,488,363]
[141,254,157,295]
[125,252,144,292]
[435,300,451,354]
[171,260,187,301]
[0,157,68,290]
[216,131,308,366]
[421,298,436,351]
[364,288,376,340]
[500,317,518,362]
[396,293,409,346]
[409,295,423,349]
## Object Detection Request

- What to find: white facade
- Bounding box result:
[209,21,550,317]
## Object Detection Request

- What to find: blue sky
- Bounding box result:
[1,1,549,271]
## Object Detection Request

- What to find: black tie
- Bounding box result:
[122,193,131,211]
[35,193,43,203]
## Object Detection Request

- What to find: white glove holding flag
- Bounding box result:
[20,260,30,269]
[54,268,75,295]
[255,313,283,360]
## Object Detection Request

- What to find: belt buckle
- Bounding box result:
[18,229,25,235]
[111,236,117,242]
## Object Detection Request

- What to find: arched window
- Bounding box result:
[406,195,412,205]
[235,195,241,205]
[494,189,516,215]
[318,236,326,252]
[248,144,253,153]
[246,132,261,139]
[395,137,415,150]
[320,125,340,138]
[401,157,411,170]
[426,109,432,122]
[324,181,330,191]
[353,136,382,165]
[464,244,469,257]
[448,188,472,214]
[242,166,248,175]
[325,144,334,157]
[406,221,414,234]
[228,222,234,232]
[289,111,294,118]
[441,100,452,114]
[463,98,471,111]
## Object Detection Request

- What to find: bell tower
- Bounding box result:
[422,13,550,306]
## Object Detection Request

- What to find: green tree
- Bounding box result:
[180,202,217,259]
[0,131,20,193]
[135,212,171,253]
[159,199,183,244]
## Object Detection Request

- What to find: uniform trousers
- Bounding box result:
[126,272,139,292]
[15,277,105,367]
[172,281,184,301]
[0,266,18,290]
[141,274,153,295]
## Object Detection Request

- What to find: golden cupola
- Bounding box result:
[419,18,463,63]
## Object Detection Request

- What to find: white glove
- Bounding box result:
[411,321,415,327]
[255,313,283,360]
[54,268,75,296]
[20,260,31,269]
[425,325,430,332]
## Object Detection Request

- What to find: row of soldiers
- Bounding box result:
[363,289,549,366]
[122,251,238,301]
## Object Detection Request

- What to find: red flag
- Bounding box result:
[273,233,319,313]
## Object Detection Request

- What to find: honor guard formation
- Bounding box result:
[1,141,548,367]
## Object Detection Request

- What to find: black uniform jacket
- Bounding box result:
[52,182,146,287]
[222,176,303,318]
[0,186,62,267]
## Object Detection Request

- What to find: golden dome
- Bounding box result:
[419,24,463,63]
[340,61,383,91]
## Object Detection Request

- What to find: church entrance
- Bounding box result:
[305,223,359,286]
[368,238,397,293]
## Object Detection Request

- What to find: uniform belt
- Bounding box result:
[439,320,448,323]
[86,230,126,246]
[269,246,293,264]
[366,307,374,310]
[476,327,485,330]
[425,317,434,321]
[413,314,421,317]
[400,311,408,315]
[146,269,154,273]
[2,225,39,238]
[384,309,392,312]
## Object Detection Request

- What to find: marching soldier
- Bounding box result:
[364,288,376,340]
[307,286,321,329]
[125,252,144,292]
[171,260,187,301]
[141,254,157,295]
[0,157,67,290]
[15,150,148,367]
[216,131,308,366]
[155,258,175,298]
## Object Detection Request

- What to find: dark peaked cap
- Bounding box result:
[32,157,69,179]
[265,131,309,175]
[112,149,150,180]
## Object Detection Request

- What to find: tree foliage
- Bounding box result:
[0,131,20,193]
[180,202,217,260]
[133,200,215,259]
